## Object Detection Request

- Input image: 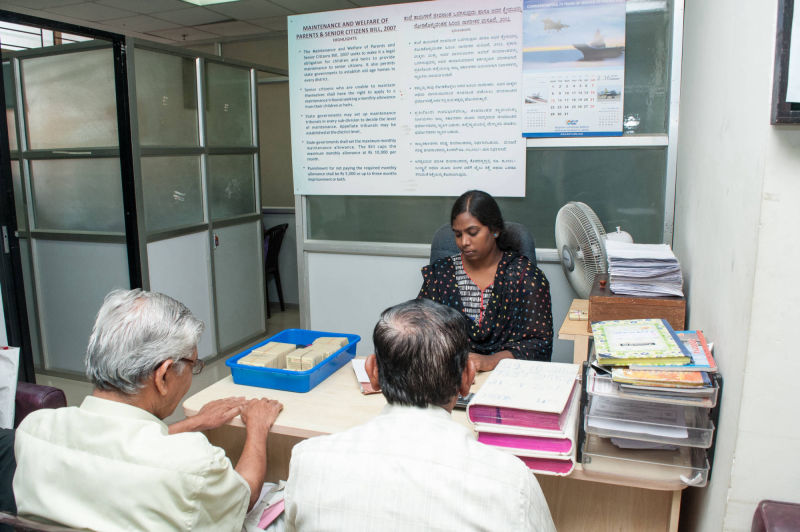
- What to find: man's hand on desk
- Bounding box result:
[240,398,283,438]
[168,397,247,434]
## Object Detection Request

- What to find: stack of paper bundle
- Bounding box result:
[238,342,296,368]
[605,240,684,297]
[241,337,349,371]
[467,359,581,476]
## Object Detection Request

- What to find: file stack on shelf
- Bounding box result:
[582,319,720,488]
[605,240,684,297]
[468,359,581,476]
[592,318,691,367]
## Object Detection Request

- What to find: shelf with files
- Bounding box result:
[586,367,720,408]
[583,398,715,448]
[582,434,710,490]
[577,363,723,489]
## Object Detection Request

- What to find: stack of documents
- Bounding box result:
[468,359,581,476]
[591,320,719,402]
[592,319,691,367]
[240,337,348,371]
[605,240,684,297]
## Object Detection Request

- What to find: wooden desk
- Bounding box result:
[558,299,593,364]
[184,362,682,532]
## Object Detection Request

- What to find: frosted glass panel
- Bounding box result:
[22,47,118,149]
[4,62,17,152]
[11,160,26,230]
[135,49,199,147]
[622,2,672,134]
[30,158,124,233]
[208,154,255,220]
[141,156,204,233]
[205,62,252,147]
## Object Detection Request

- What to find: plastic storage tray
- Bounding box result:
[586,367,719,408]
[226,329,360,392]
[584,398,715,448]
[582,434,709,489]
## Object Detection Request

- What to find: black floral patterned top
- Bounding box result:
[418,251,553,361]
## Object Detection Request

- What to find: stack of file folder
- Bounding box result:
[467,359,581,476]
[592,319,718,404]
[605,240,684,297]
[581,320,719,488]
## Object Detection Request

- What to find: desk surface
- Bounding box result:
[183,360,488,439]
[184,359,683,492]
[183,358,683,531]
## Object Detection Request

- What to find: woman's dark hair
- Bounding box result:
[450,190,516,251]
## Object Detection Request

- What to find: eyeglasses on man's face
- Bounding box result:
[179,357,204,375]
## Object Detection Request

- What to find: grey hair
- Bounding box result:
[85,289,204,394]
[373,299,469,408]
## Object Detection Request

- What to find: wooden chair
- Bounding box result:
[263,223,289,318]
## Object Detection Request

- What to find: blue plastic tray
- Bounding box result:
[226,328,360,392]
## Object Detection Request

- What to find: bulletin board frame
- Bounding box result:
[772,0,800,124]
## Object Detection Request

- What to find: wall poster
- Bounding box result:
[289,0,526,197]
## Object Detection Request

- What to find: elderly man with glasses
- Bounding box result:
[13,289,282,531]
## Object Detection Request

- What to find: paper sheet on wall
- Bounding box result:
[522,0,626,137]
[0,347,19,429]
[288,0,526,196]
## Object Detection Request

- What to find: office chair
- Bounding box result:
[0,511,80,532]
[263,223,289,319]
[1,383,67,521]
[429,222,537,266]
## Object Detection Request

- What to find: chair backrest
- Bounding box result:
[263,223,289,270]
[429,221,537,266]
[0,511,81,531]
[14,383,66,429]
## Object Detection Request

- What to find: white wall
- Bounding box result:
[675,1,800,529]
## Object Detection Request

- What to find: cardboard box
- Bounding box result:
[588,274,685,332]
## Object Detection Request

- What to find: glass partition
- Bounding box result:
[141,155,204,232]
[3,62,17,152]
[21,46,118,149]
[305,1,675,247]
[205,62,252,147]
[307,148,666,247]
[621,2,672,134]
[30,158,124,233]
[134,49,199,147]
[208,154,256,220]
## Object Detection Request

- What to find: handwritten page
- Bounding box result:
[471,359,579,413]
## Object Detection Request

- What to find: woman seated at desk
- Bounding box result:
[418,190,553,371]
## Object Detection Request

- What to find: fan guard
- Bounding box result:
[554,202,608,298]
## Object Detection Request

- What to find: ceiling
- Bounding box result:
[0,0,425,46]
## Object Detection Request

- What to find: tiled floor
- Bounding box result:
[35,303,301,425]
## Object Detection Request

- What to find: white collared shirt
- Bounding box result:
[14,395,250,531]
[285,403,556,531]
